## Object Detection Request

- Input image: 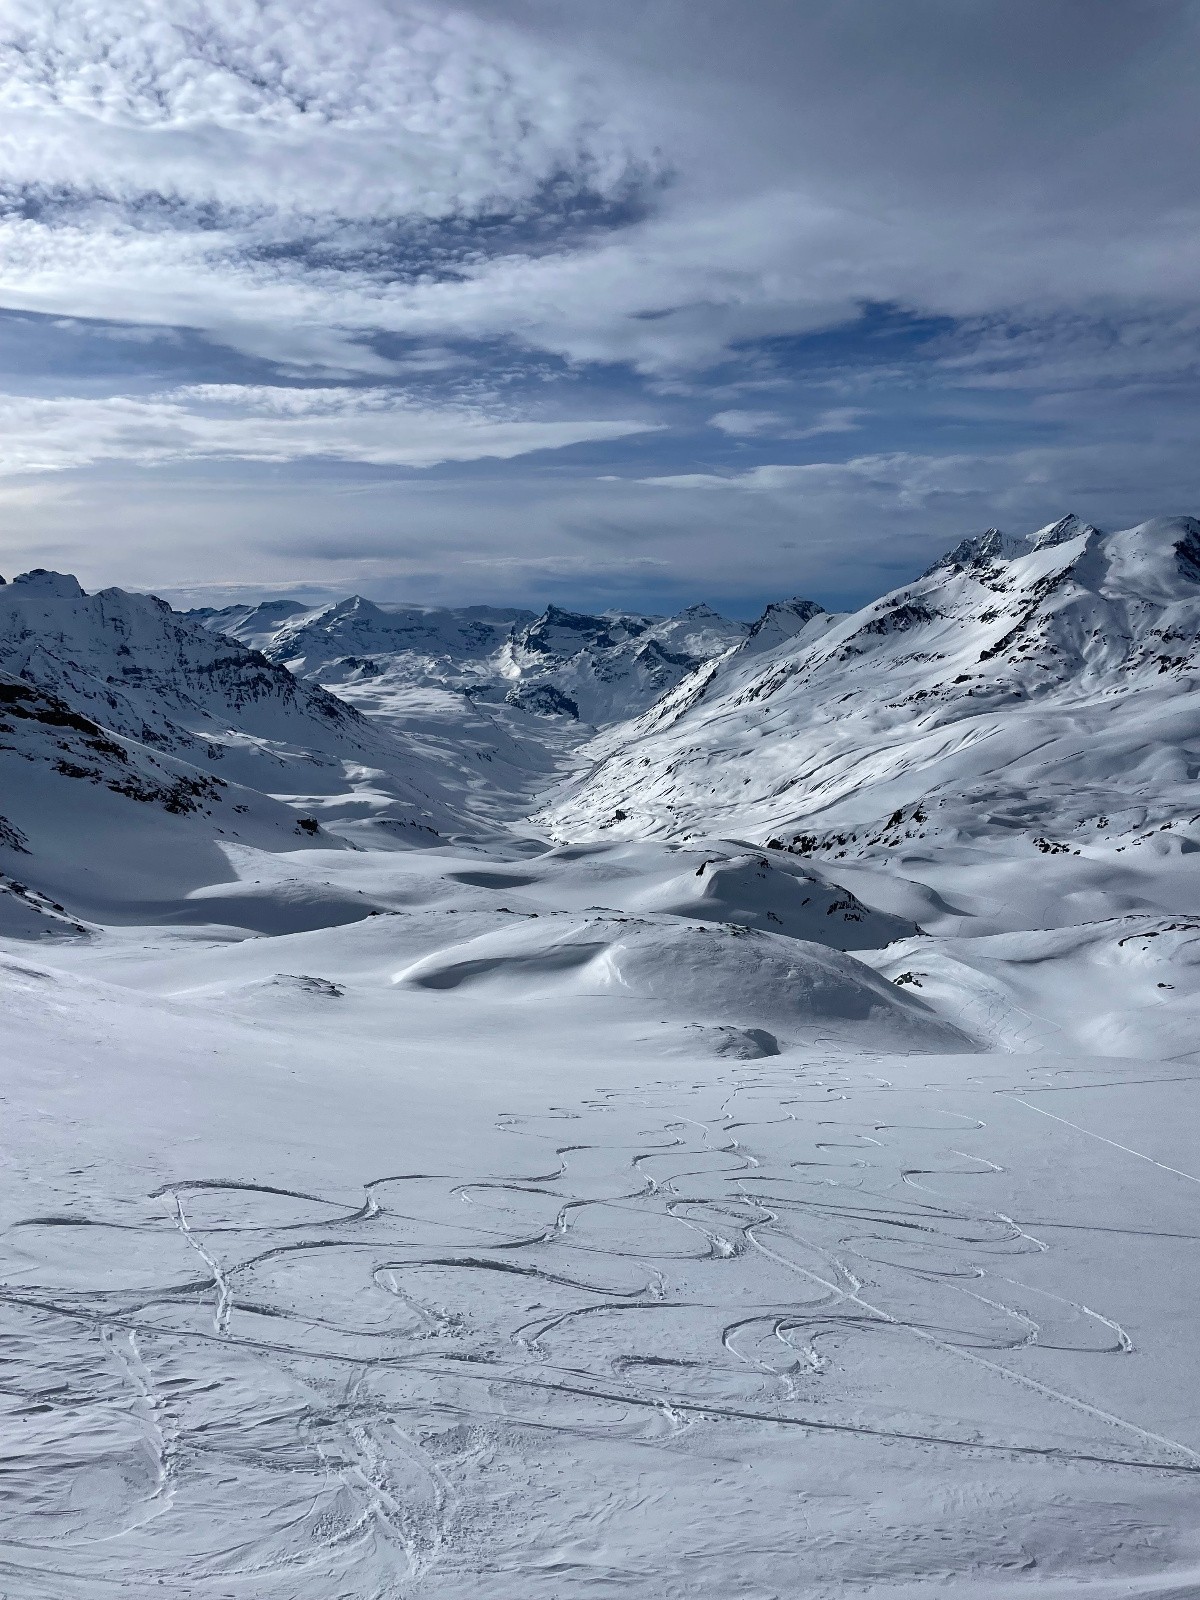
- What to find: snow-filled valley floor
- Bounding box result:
[4,837,1200,1599]
[3,523,1200,1595]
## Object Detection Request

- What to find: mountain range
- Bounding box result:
[5,513,1199,928]
[189,594,754,724]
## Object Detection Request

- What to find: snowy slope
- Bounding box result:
[0,571,465,919]
[1,569,365,756]
[544,516,1200,859]
[4,823,1200,1598]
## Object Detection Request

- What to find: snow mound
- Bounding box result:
[393,913,973,1050]
[867,913,1200,1055]
[665,1022,782,1058]
[629,850,916,948]
[198,972,349,1012]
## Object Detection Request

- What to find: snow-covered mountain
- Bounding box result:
[498,602,750,723]
[0,570,460,920]
[2,570,362,754]
[543,515,1200,859]
[184,591,757,830]
[196,595,533,682]
[192,594,750,726]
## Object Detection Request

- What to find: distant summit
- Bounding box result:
[1029,513,1100,550]
[192,594,748,727]
[744,596,826,653]
[3,568,87,597]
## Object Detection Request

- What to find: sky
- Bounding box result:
[0,0,1198,615]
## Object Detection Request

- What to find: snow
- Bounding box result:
[742,595,829,653]
[543,515,1200,852]
[194,591,749,731]
[7,567,86,597]
[3,521,1200,1596]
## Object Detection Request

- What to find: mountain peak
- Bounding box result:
[1029,514,1100,550]
[538,603,597,626]
[320,594,385,621]
[753,595,824,624]
[926,527,1025,576]
[1098,515,1200,601]
[520,605,617,646]
[745,596,826,652]
[9,569,86,598]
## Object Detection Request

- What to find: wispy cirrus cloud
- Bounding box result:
[0,384,658,475]
[709,406,864,439]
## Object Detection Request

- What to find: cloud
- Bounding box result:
[640,440,1200,531]
[709,409,788,436]
[1,427,1193,612]
[1,0,1197,378]
[640,457,971,498]
[0,1,1196,607]
[709,406,863,438]
[0,0,658,371]
[0,384,659,474]
[933,308,1200,397]
[0,0,646,216]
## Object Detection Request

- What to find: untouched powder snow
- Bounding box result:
[3,519,1200,1598]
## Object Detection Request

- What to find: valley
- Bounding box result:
[2,515,1200,1597]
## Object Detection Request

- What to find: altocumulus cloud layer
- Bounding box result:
[0,0,1198,608]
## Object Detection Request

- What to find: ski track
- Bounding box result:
[2,1054,1198,1595]
[1006,1093,1200,1186]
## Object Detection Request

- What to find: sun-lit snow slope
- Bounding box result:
[195,594,752,727]
[544,515,1200,857]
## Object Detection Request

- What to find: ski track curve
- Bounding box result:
[2,1053,1198,1596]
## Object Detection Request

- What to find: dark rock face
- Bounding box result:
[505,683,581,718]
[0,673,225,815]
